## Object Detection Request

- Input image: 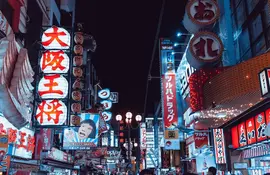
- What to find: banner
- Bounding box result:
[63,113,99,149]
[160,38,180,150]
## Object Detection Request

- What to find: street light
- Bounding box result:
[115,112,142,167]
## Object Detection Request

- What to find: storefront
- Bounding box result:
[222,98,270,175]
[39,147,74,175]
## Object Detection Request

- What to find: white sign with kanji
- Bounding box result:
[35,100,67,125]
[38,74,69,99]
[40,50,70,73]
[42,26,71,50]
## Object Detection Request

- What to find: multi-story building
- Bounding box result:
[144,116,163,169]
[174,0,270,174]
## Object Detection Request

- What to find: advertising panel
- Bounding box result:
[63,113,99,149]
[0,116,35,159]
[0,135,10,172]
[196,154,216,173]
[254,112,267,142]
[213,129,226,164]
[160,38,180,150]
[194,132,208,149]
[231,126,239,149]
[238,122,247,147]
[246,117,256,145]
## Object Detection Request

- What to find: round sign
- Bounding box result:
[98,88,111,99]
[42,26,71,50]
[38,74,69,99]
[100,100,112,110]
[187,31,223,69]
[102,111,112,122]
[183,0,220,33]
[74,32,84,45]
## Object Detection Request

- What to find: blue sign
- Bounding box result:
[98,88,111,99]
[100,100,112,110]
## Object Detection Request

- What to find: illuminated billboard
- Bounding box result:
[63,113,99,149]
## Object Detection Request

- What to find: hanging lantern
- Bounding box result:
[71,103,81,113]
[72,78,84,89]
[72,91,82,101]
[73,67,83,77]
[74,45,83,55]
[74,32,84,45]
[73,56,83,66]
[70,115,81,126]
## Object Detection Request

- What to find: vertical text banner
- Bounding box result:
[160,38,180,150]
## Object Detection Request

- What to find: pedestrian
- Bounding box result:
[207,167,217,175]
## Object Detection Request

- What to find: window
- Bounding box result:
[236,0,246,28]
[239,28,251,55]
[246,0,260,14]
[262,4,270,28]
[241,49,252,61]
[250,14,263,42]
[252,36,266,56]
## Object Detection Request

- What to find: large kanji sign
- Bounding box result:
[162,73,178,128]
[42,26,71,50]
[38,74,69,99]
[187,31,223,69]
[0,116,35,159]
[183,0,220,34]
[40,50,70,73]
[35,100,67,125]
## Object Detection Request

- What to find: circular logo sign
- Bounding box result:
[102,111,112,122]
[100,100,112,110]
[187,0,220,25]
[98,88,111,99]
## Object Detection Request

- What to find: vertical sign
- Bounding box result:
[160,38,180,150]
[140,123,147,149]
[238,122,247,147]
[246,118,256,144]
[213,129,226,164]
[254,112,267,142]
[0,135,10,172]
[35,26,71,126]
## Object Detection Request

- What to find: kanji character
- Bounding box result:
[39,74,63,97]
[17,131,27,149]
[27,135,35,153]
[36,100,64,124]
[8,128,17,143]
[42,26,69,47]
[41,50,66,71]
[194,1,215,21]
[257,123,266,138]
[168,114,174,121]
[194,38,218,58]
[239,132,247,144]
[0,123,6,135]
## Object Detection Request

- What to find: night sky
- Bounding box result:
[76,0,187,116]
